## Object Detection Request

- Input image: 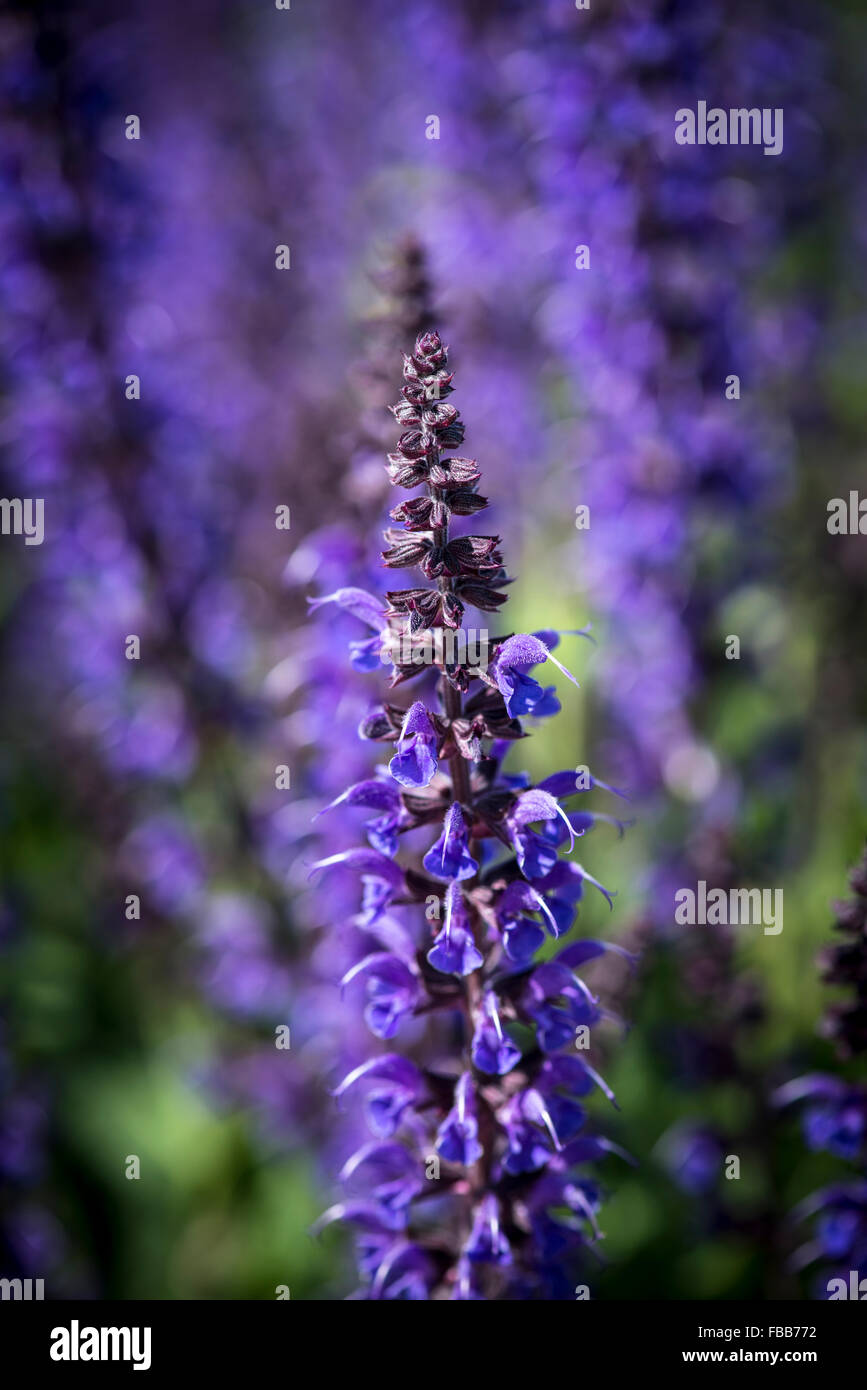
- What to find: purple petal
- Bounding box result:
[308,586,384,631]
[332,1054,424,1101]
[556,939,638,970]
[309,848,404,889]
[318,780,401,816]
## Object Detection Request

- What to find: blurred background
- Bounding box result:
[1,0,865,1299]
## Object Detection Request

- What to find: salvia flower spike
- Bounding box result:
[775,845,867,1294]
[312,330,631,1299]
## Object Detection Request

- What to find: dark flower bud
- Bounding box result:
[395,428,432,460]
[440,666,471,696]
[412,330,448,370]
[455,581,509,612]
[408,600,442,633]
[441,535,502,577]
[386,453,429,488]
[402,372,455,405]
[422,402,459,430]
[358,710,397,741]
[385,586,458,631]
[434,421,465,451]
[390,496,451,530]
[390,496,434,529]
[432,457,481,487]
[441,592,464,629]
[400,787,449,821]
[421,546,446,579]
[444,489,488,516]
[382,531,433,569]
[385,587,430,615]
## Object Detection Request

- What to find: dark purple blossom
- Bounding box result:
[388,702,439,788]
[341,954,421,1041]
[471,993,523,1077]
[436,1074,483,1167]
[422,803,479,882]
[489,634,579,720]
[319,779,404,858]
[466,1194,512,1266]
[428,885,484,977]
[333,1055,426,1141]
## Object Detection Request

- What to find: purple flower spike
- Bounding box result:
[779,848,867,1286]
[388,701,439,788]
[313,331,627,1298]
[422,802,479,882]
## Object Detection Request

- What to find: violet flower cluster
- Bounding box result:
[0,0,318,1217]
[518,0,831,803]
[311,332,631,1300]
[776,848,867,1294]
[501,2,829,1273]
